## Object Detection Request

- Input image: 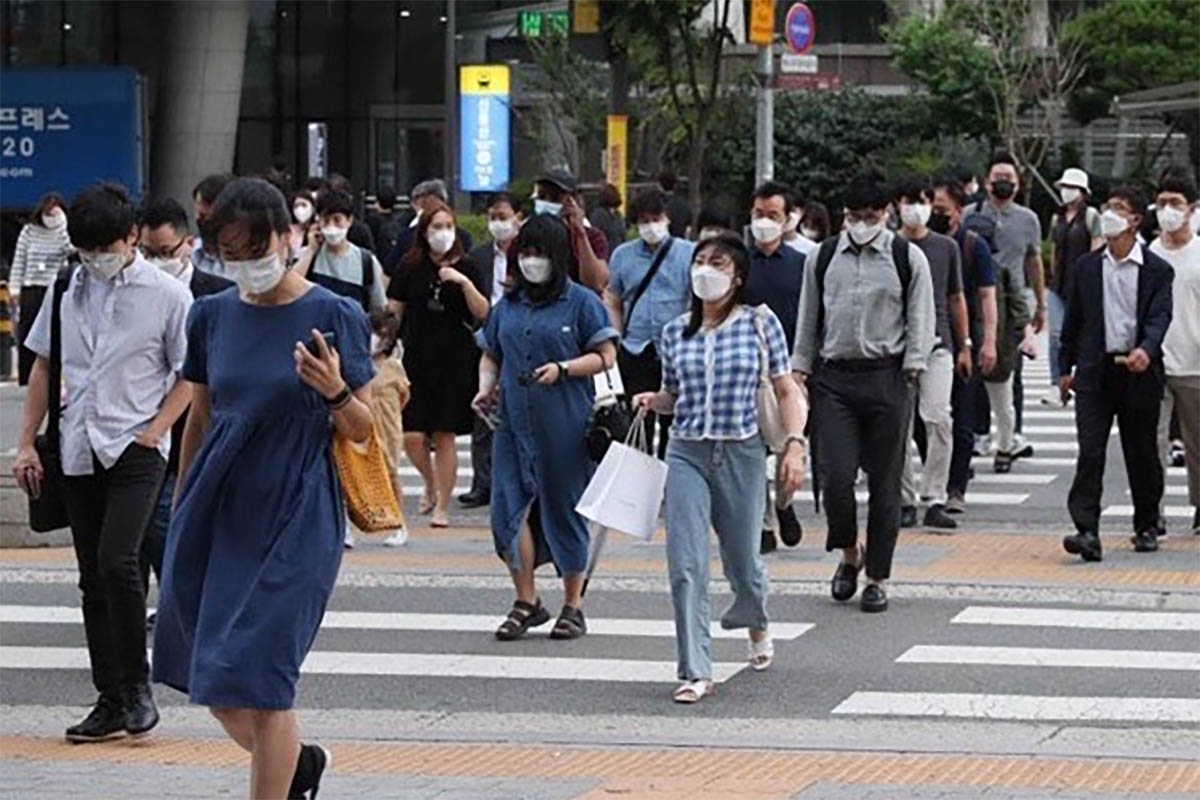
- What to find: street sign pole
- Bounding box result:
[755,44,774,186]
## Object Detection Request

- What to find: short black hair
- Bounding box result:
[316,189,356,219]
[1107,184,1148,218]
[932,176,969,208]
[988,151,1017,172]
[304,176,326,193]
[752,180,793,213]
[696,206,733,232]
[192,173,235,205]
[627,188,668,224]
[139,197,190,234]
[658,171,677,192]
[206,177,291,255]
[327,173,353,196]
[951,164,975,184]
[376,184,397,210]
[1158,175,1198,204]
[487,191,518,212]
[894,175,933,204]
[68,182,136,250]
[512,212,571,305]
[844,172,890,212]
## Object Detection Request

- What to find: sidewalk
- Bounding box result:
[3,736,1199,799]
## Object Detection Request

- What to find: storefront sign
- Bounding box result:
[605,115,628,211]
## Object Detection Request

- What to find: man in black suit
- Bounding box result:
[1059,185,1174,561]
[137,197,234,595]
[459,192,522,509]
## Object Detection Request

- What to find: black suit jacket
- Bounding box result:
[469,242,503,304]
[1058,245,1174,390]
[189,267,234,299]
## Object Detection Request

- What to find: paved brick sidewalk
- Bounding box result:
[2,736,1198,799]
[6,525,1199,592]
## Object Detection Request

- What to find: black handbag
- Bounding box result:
[585,392,634,462]
[27,270,72,533]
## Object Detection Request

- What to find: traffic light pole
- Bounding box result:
[755,43,774,186]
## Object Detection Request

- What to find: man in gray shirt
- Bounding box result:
[894,176,970,530]
[794,174,935,613]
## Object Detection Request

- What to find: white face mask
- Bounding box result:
[227,250,286,296]
[43,210,67,229]
[427,228,456,255]
[800,226,819,240]
[750,217,782,244]
[534,199,562,217]
[518,255,552,284]
[488,218,516,242]
[691,265,732,302]
[321,225,348,245]
[149,257,189,280]
[848,220,884,245]
[1059,187,1082,206]
[80,250,128,280]
[638,220,669,245]
[1100,208,1129,239]
[900,203,932,228]
[293,202,314,224]
[1157,205,1188,234]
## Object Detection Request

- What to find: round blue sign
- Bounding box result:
[785,3,816,55]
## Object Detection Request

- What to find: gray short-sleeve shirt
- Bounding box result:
[968,200,1042,288]
[908,231,963,349]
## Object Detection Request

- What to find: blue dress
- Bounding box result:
[477,282,617,575]
[152,286,373,710]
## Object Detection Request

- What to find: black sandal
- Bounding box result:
[993,451,1014,474]
[495,599,550,641]
[548,605,587,640]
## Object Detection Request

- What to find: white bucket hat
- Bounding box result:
[1054,167,1091,194]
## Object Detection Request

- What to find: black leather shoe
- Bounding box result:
[124,683,159,736]
[457,491,489,509]
[760,529,777,554]
[1193,507,1200,535]
[65,693,126,743]
[776,504,803,547]
[860,583,888,613]
[923,504,958,530]
[900,506,918,528]
[1062,530,1103,562]
[289,743,332,799]
[1131,530,1160,553]
[831,560,861,602]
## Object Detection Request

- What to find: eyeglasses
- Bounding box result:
[140,238,187,259]
[844,211,883,226]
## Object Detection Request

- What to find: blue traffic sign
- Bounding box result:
[785,3,817,55]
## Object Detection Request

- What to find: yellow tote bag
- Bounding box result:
[331,429,404,532]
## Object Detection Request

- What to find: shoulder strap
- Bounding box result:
[46,267,73,444]
[891,235,912,295]
[623,238,674,336]
[360,246,374,288]
[813,237,839,344]
[962,229,978,277]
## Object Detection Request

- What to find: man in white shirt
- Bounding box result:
[1149,175,1200,534]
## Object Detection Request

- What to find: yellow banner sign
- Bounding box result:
[749,0,775,45]
[605,115,628,211]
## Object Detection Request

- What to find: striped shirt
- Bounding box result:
[10,222,73,292]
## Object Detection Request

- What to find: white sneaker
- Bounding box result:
[382,528,409,547]
[1040,387,1063,406]
[343,530,356,549]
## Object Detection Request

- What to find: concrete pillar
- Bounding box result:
[150,0,250,215]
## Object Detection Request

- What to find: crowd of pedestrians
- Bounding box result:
[6,155,1199,795]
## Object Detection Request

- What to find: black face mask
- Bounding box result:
[991,180,1016,200]
[928,211,952,235]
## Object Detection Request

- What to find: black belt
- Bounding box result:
[821,354,904,373]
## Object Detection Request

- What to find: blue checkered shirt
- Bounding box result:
[660,305,791,441]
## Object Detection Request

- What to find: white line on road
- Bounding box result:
[831,692,1200,722]
[972,456,1077,467]
[897,645,1200,671]
[0,646,745,684]
[951,606,1200,631]
[906,467,1056,485]
[858,491,1028,505]
[1102,505,1192,518]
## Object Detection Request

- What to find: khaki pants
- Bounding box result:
[1159,375,1200,508]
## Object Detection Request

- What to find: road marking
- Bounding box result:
[972,456,1077,467]
[0,646,745,684]
[831,692,1200,722]
[1021,410,1075,420]
[1102,505,1192,518]
[0,606,814,641]
[897,645,1200,671]
[951,606,1200,631]
[1019,425,1084,435]
[905,467,1056,485]
[858,491,1028,505]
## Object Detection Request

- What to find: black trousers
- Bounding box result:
[1067,362,1164,535]
[617,344,671,458]
[1012,350,1025,434]
[947,369,977,496]
[17,284,47,386]
[812,364,914,580]
[64,443,166,695]
[467,415,492,498]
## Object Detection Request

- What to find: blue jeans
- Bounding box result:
[1048,289,1066,383]
[664,435,769,681]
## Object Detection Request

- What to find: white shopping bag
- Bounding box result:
[593,361,626,401]
[574,413,667,541]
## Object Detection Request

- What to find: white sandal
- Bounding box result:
[672,679,714,704]
[749,633,774,671]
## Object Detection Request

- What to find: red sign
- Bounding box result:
[785,3,817,54]
[775,73,842,92]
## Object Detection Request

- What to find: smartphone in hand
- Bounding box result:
[305,331,336,357]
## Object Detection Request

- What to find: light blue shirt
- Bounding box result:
[192,239,226,278]
[607,237,695,355]
[25,255,193,475]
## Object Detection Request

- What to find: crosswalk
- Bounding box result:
[833,603,1200,723]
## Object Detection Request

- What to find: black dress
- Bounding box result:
[387,255,481,435]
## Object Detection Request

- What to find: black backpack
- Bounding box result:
[962,200,999,254]
[377,211,405,257]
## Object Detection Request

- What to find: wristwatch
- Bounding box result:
[960,338,974,351]
[557,361,570,383]
[784,433,807,452]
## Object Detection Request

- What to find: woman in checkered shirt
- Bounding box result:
[634,232,808,704]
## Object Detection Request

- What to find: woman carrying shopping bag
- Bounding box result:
[634,232,807,704]
[473,214,619,641]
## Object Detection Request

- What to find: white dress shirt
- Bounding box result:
[1101,241,1141,353]
[491,245,508,305]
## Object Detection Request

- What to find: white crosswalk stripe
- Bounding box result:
[832,692,1200,722]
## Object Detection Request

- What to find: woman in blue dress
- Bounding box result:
[474,214,618,641]
[152,178,374,800]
